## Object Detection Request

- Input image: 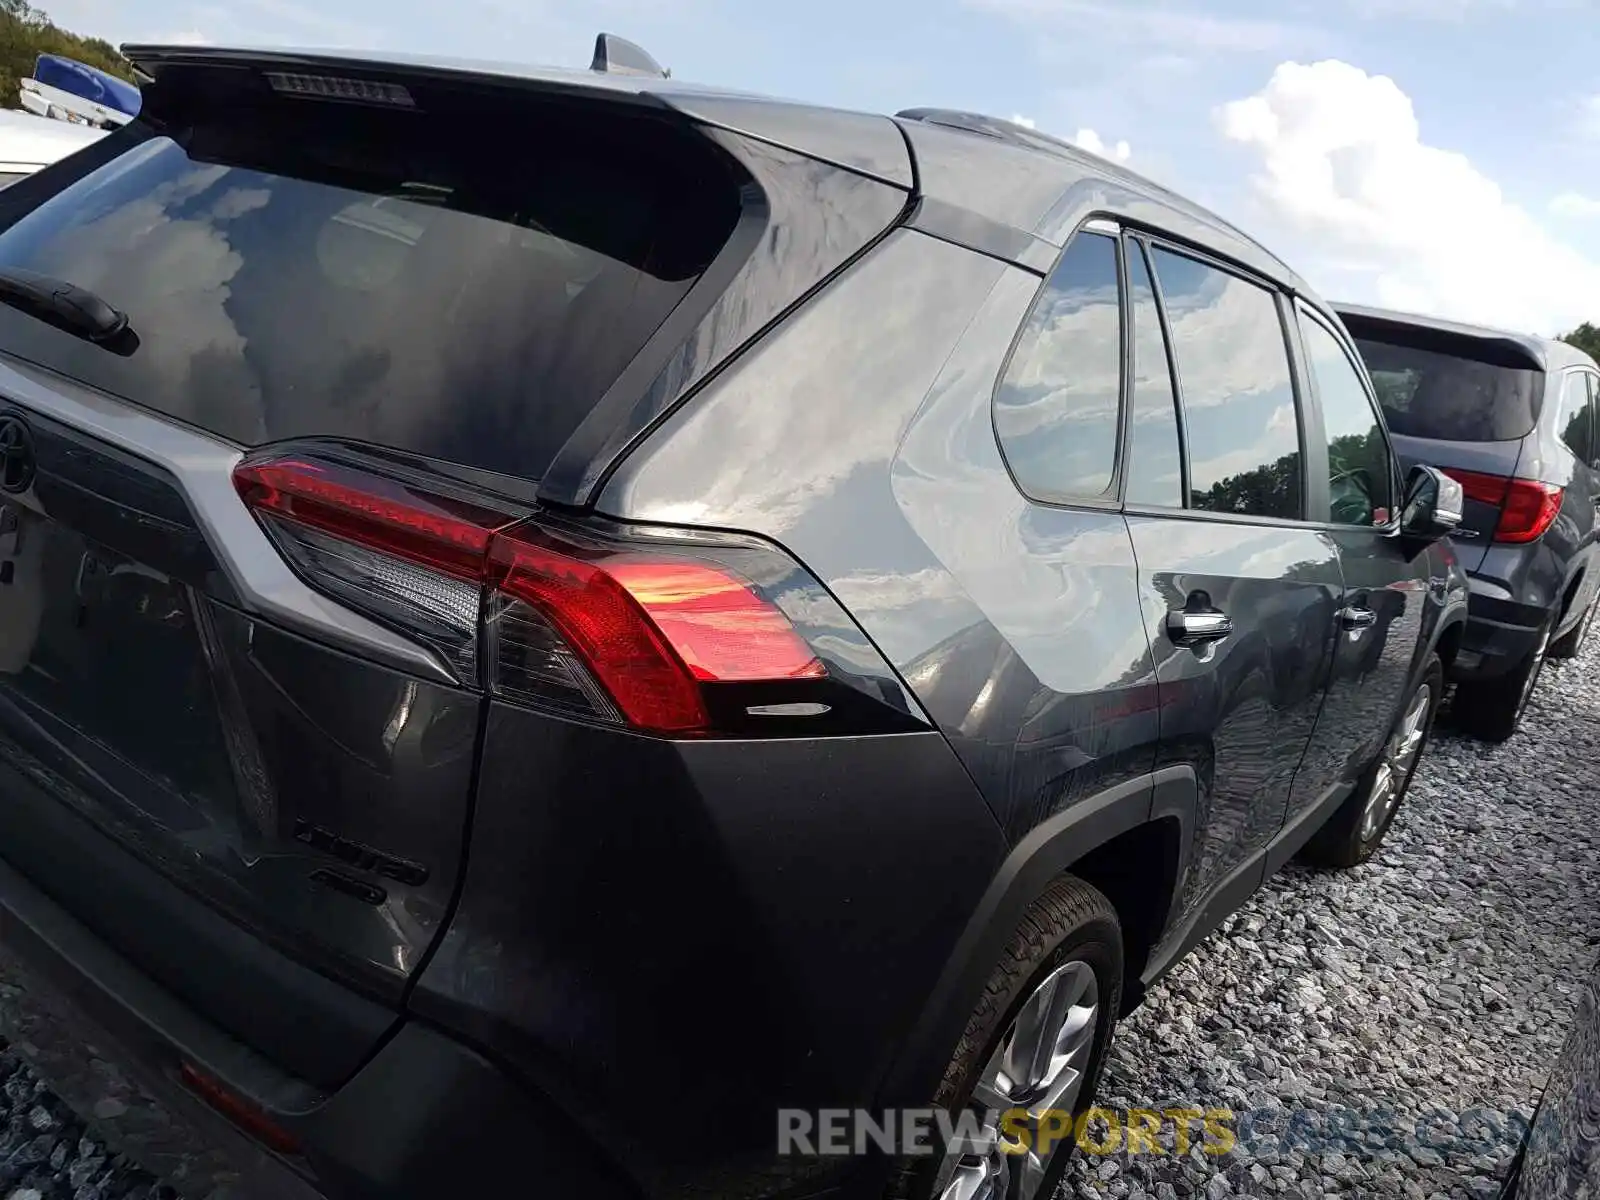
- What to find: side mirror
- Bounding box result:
[1400,464,1464,541]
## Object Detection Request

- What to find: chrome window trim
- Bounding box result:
[0,352,456,685]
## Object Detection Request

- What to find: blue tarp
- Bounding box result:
[33,54,141,116]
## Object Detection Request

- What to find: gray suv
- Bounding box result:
[1337,305,1600,740]
[0,38,1468,1200]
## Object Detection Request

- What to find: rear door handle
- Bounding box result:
[1339,605,1378,630]
[1166,609,1233,647]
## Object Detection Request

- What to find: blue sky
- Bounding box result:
[47,0,1600,334]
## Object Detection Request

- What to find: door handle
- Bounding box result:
[1166,608,1233,647]
[1339,605,1378,630]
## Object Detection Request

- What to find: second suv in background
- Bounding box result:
[1338,305,1600,740]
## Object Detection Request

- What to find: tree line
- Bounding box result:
[1560,323,1600,362]
[0,0,131,110]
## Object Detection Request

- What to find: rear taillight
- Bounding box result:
[232,451,875,737]
[1440,468,1562,544]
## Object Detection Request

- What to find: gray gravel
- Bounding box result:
[1068,638,1600,1200]
[0,1052,172,1200]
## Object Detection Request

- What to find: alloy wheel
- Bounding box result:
[1360,680,1433,844]
[935,960,1100,1200]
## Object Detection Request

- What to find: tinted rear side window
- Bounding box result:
[993,230,1123,501]
[1150,246,1302,521]
[0,99,743,481]
[1352,334,1543,443]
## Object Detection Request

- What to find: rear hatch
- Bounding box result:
[1343,312,1547,572]
[0,57,761,1087]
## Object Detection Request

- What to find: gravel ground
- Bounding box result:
[0,646,1591,1200]
[1068,637,1600,1200]
[0,1057,173,1200]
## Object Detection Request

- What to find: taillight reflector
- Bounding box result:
[1441,468,1562,544]
[179,1062,300,1154]
[233,454,825,735]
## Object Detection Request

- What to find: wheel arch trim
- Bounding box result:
[874,764,1197,1111]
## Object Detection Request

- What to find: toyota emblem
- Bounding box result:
[0,415,35,495]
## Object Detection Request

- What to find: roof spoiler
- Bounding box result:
[590,33,669,79]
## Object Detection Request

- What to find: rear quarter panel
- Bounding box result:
[600,230,1162,841]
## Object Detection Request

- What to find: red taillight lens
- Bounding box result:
[233,453,826,735]
[1440,469,1562,544]
[489,535,711,733]
[233,458,513,579]
[488,534,825,733]
[604,560,826,683]
[1494,479,1563,543]
[1440,468,1509,508]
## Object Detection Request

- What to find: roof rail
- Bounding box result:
[591,33,669,79]
[896,108,1083,158]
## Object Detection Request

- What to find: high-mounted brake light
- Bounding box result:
[1441,468,1563,544]
[264,72,416,108]
[233,454,826,735]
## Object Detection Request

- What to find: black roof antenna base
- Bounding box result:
[591,33,670,79]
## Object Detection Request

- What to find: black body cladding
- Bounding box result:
[0,42,1468,1200]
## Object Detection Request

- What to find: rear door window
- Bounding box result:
[1149,246,1302,521]
[0,100,743,482]
[1557,372,1595,464]
[993,230,1123,501]
[1300,312,1395,527]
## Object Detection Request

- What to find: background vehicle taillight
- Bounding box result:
[1440,468,1563,544]
[232,450,901,737]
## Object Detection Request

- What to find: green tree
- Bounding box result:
[1193,449,1303,518]
[1560,322,1600,363]
[0,0,132,110]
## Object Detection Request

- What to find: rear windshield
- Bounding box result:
[1352,334,1544,443]
[0,93,743,481]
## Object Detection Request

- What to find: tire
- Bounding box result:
[1547,590,1596,660]
[1302,655,1442,869]
[893,876,1123,1200]
[1454,617,1552,742]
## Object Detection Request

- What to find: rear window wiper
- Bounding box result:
[0,267,138,354]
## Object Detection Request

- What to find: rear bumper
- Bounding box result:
[0,851,633,1200]
[0,717,1008,1200]
[1451,575,1550,681]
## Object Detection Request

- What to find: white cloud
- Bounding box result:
[1217,59,1600,334]
[1011,114,1037,129]
[1071,128,1132,162]
[1552,192,1600,219]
